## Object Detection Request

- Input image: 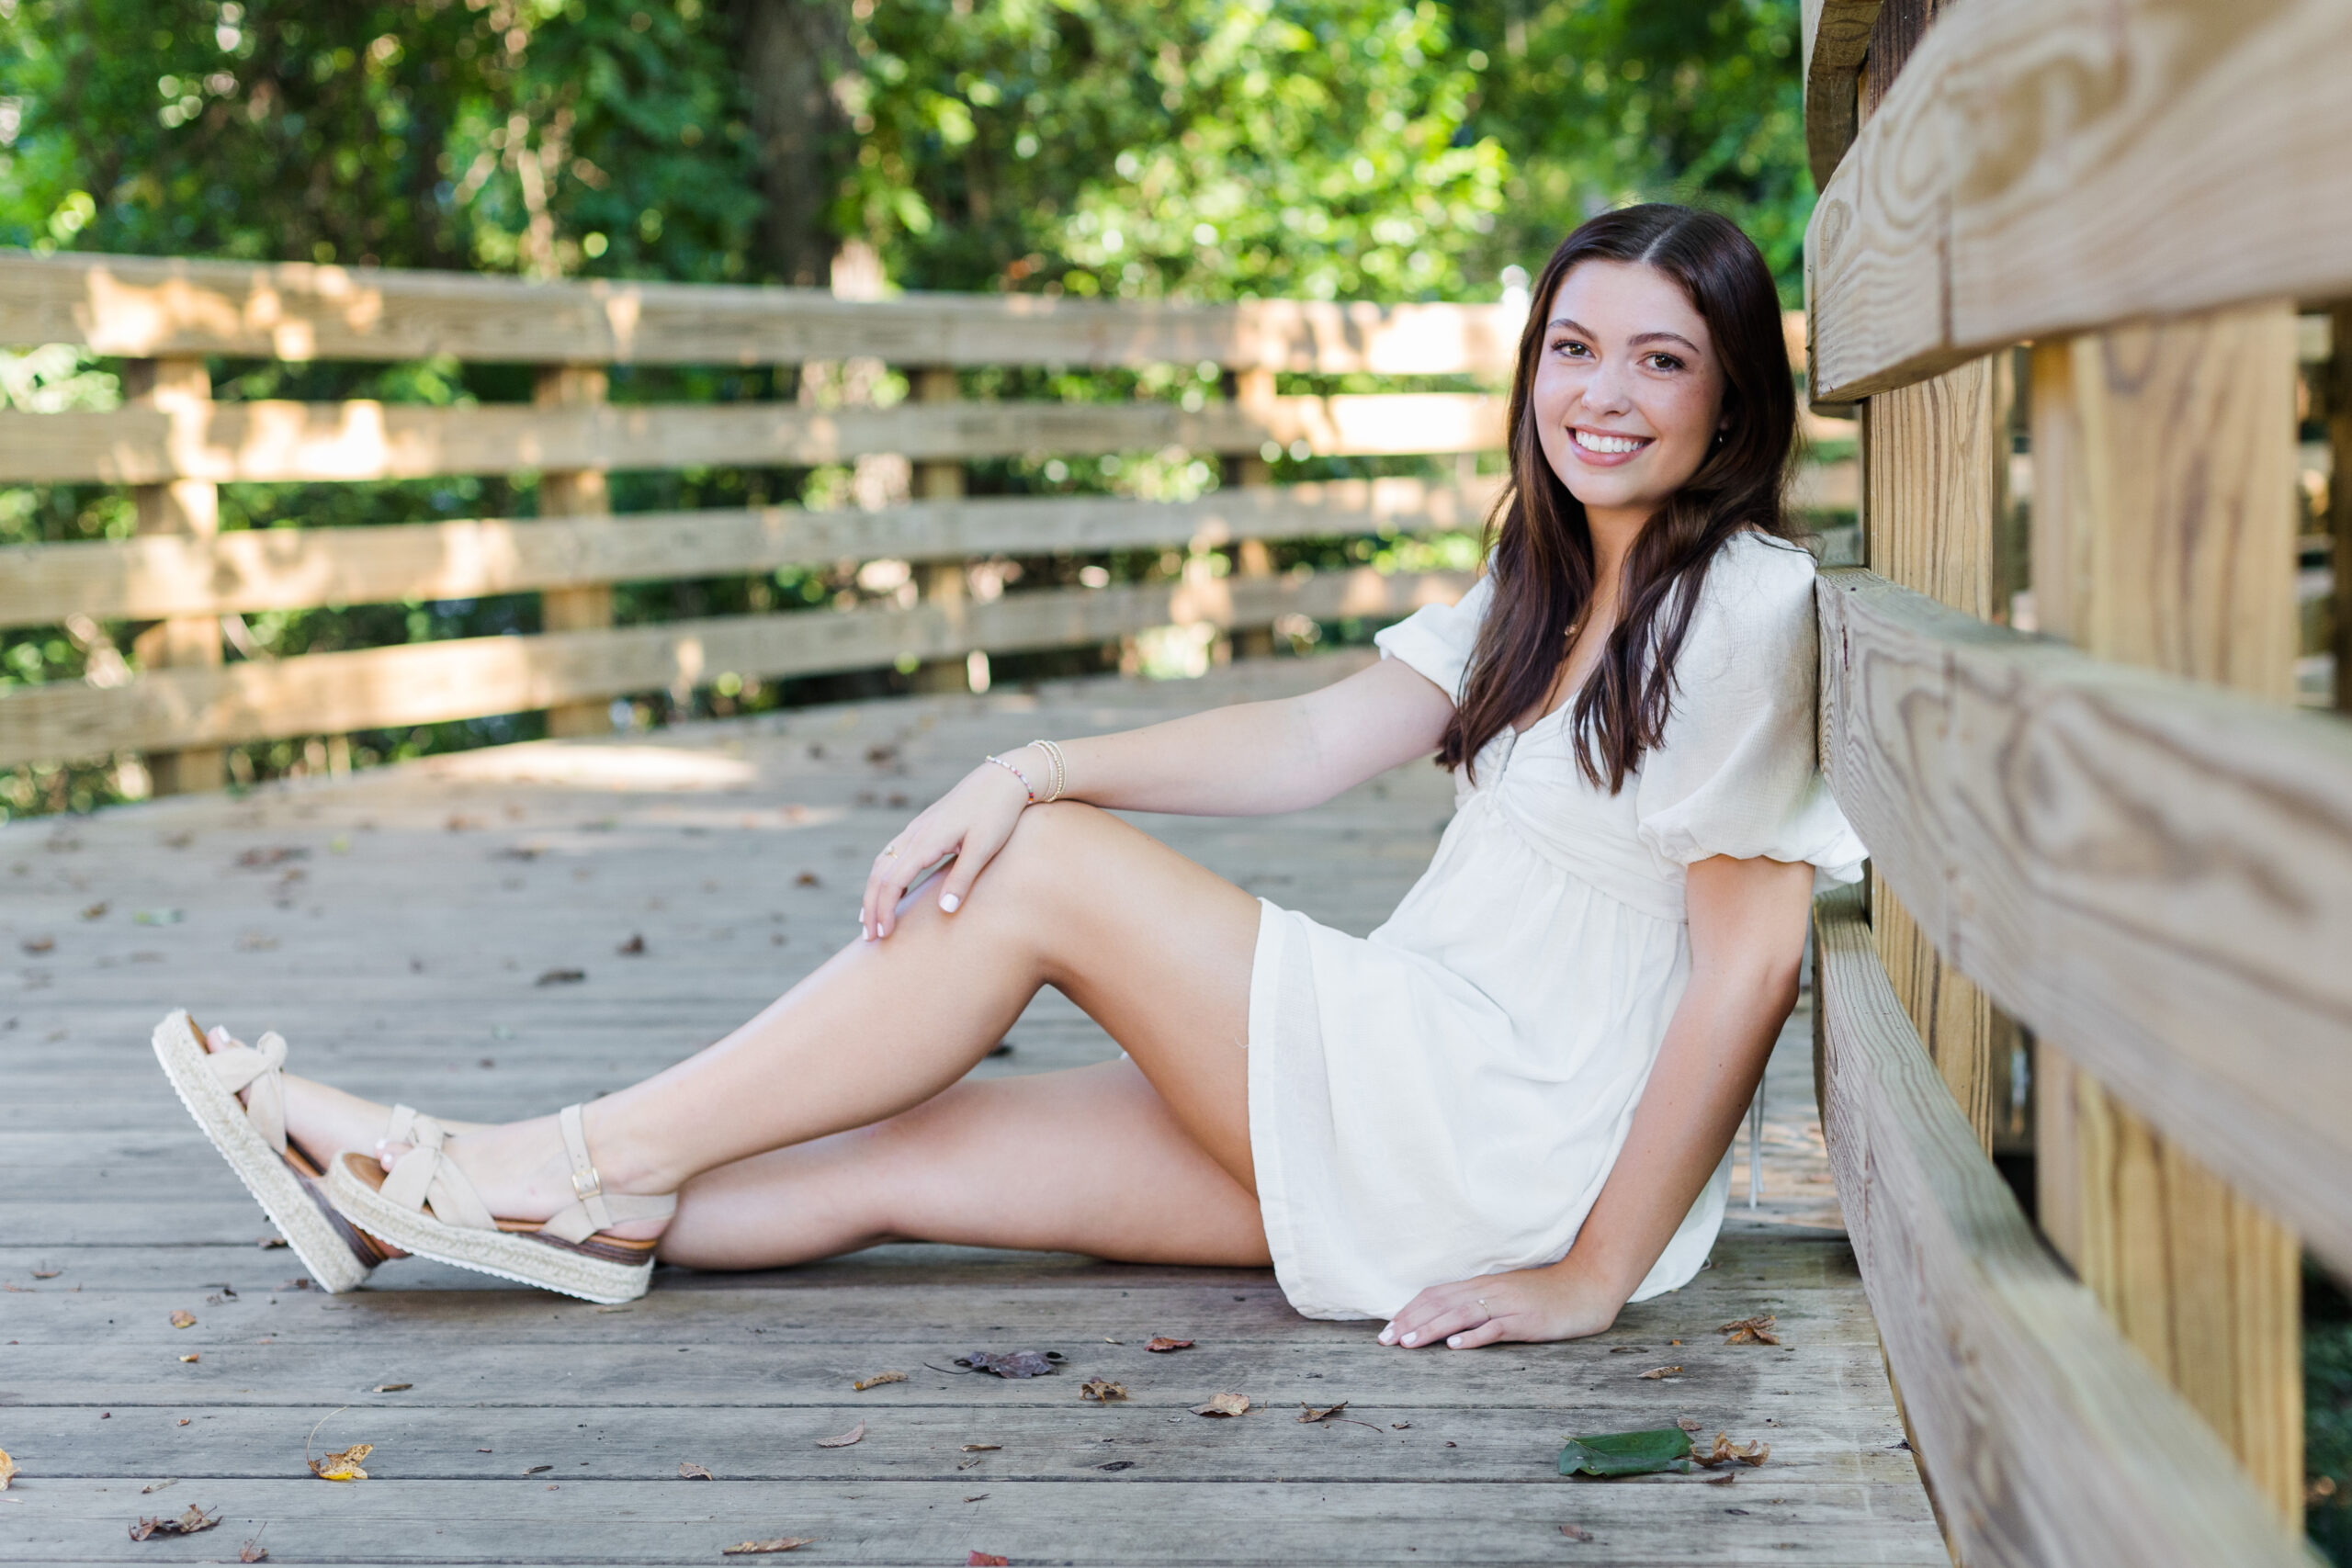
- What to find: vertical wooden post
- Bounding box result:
[910,367,971,694]
[1860,358,2018,1153]
[2029,304,2303,1526]
[1225,367,1277,660]
[2330,305,2352,715]
[125,357,224,795]
[535,365,613,739]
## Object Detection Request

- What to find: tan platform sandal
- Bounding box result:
[323,1102,674,1304]
[150,1009,406,1294]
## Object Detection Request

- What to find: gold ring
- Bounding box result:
[883,847,899,858]
[1476,1298,1487,1307]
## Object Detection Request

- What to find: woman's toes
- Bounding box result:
[376,1139,414,1174]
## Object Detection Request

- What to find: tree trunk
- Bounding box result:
[739,0,852,288]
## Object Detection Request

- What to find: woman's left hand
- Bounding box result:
[1377,1264,1623,1349]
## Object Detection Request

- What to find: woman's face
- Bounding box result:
[1529,259,1729,523]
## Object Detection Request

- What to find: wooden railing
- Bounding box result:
[1802,0,2350,1562]
[0,250,1853,786]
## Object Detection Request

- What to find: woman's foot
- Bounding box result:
[375,1105,673,1245]
[198,1023,426,1175]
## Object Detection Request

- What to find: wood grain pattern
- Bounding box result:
[0,392,1508,484]
[2024,302,2302,1523]
[534,365,616,740]
[1802,0,1882,187]
[2328,304,2351,713]
[1813,569,2352,1280]
[1861,354,2018,1153]
[0,479,1502,628]
[1805,0,2352,401]
[0,249,1524,375]
[0,570,1470,767]
[1810,884,2310,1568]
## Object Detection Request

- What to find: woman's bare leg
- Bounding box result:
[284,802,1262,1244]
[660,1060,1269,1269]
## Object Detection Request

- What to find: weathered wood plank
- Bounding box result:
[0,393,1508,485]
[1801,0,1882,187]
[1805,0,2352,400]
[0,570,1471,769]
[1810,886,2308,1568]
[0,1477,1942,1566]
[0,250,1526,375]
[1813,568,2352,1277]
[0,468,1852,629]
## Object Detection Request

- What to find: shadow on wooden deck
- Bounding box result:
[0,654,1941,1564]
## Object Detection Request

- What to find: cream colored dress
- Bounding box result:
[1245,532,1865,1320]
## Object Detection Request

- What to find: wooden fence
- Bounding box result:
[0,251,1852,788]
[1802,0,2350,1562]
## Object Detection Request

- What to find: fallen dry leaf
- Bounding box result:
[955,1348,1064,1379]
[141,1480,175,1494]
[19,935,52,954]
[525,1465,553,1475]
[372,1382,411,1393]
[1637,1365,1682,1380]
[179,1354,199,1364]
[0,1447,14,1490]
[1080,1379,1127,1403]
[959,1444,1000,1452]
[794,871,821,887]
[617,933,646,955]
[128,1505,219,1540]
[258,1236,288,1249]
[240,1539,269,1562]
[82,901,108,919]
[1560,1524,1594,1542]
[814,1421,865,1449]
[1144,1337,1194,1353]
[169,1310,196,1328]
[1676,1416,1703,1432]
[535,967,586,987]
[310,1443,372,1482]
[679,1461,713,1481]
[968,1554,1011,1566]
[30,1269,59,1280]
[852,1371,906,1392]
[1705,1471,1737,1486]
[1297,1402,1350,1424]
[1692,1431,1770,1469]
[722,1539,816,1555]
[1192,1393,1250,1417]
[1718,1314,1781,1347]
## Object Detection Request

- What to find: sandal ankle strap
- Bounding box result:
[542,1103,676,1246]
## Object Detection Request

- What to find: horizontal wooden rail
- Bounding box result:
[1804,0,2352,401]
[1812,886,2310,1568]
[0,569,1468,767]
[0,464,1852,628]
[1815,569,2352,1275]
[0,393,1505,485]
[0,251,1522,375]
[0,479,1495,626]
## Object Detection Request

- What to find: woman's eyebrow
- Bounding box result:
[1542,318,1702,355]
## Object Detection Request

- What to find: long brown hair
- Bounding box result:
[1439,204,1800,791]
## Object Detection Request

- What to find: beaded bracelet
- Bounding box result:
[1029,738,1069,803]
[981,753,1038,803]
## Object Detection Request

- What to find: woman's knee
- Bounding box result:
[964,801,1116,911]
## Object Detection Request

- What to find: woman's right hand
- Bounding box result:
[858,750,1038,941]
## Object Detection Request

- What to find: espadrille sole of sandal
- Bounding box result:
[151,1010,377,1295]
[324,1151,657,1304]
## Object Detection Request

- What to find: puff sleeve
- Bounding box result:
[1373,574,1493,705]
[1634,538,1864,886]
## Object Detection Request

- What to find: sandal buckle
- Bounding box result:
[571,1164,604,1203]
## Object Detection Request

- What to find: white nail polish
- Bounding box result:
[1447,1336,1462,1348]
[940,892,961,913]
[1401,1332,1417,1346]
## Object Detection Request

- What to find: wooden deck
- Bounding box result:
[0,652,1940,1565]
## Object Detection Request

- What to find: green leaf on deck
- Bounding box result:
[1556,1427,1693,1477]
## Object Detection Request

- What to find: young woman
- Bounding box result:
[154,203,1861,1350]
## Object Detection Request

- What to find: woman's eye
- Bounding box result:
[1551,339,1592,358]
[1644,353,1684,372]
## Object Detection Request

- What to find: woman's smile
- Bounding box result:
[1567,426,1655,465]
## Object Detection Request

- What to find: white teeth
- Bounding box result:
[1573,429,1646,455]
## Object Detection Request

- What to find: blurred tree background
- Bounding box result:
[0,0,1808,814]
